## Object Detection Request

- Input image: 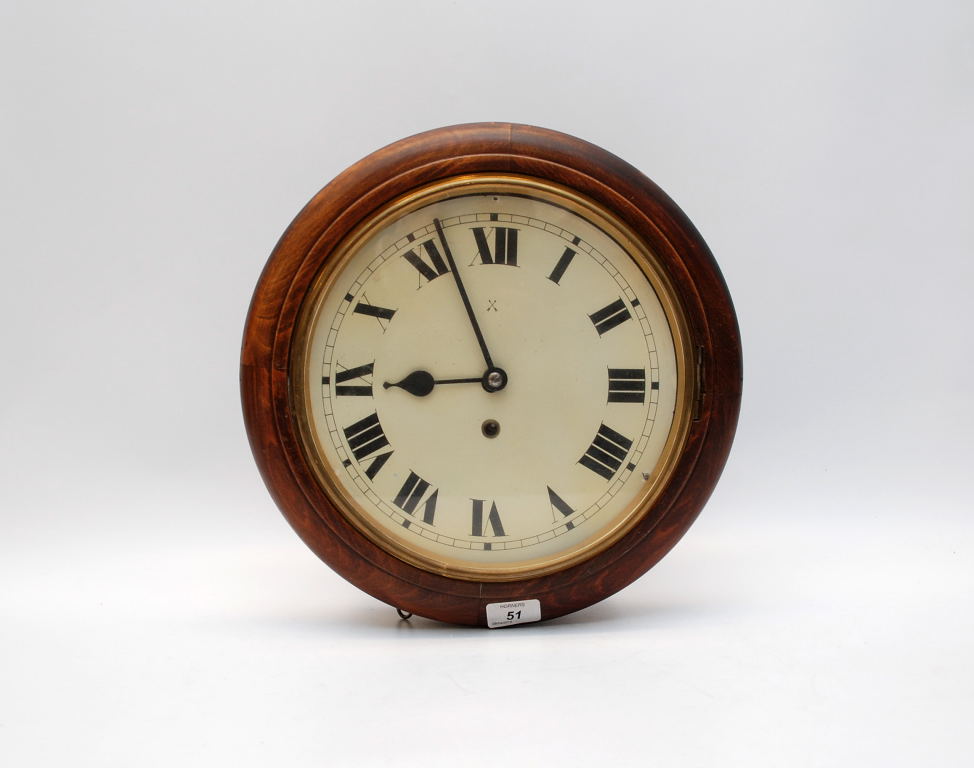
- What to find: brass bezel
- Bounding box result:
[289,174,695,582]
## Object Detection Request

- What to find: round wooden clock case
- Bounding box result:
[241,123,742,627]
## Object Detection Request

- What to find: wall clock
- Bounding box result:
[241,123,742,627]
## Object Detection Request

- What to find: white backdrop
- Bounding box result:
[2,1,972,765]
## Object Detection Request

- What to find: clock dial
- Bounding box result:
[294,176,693,579]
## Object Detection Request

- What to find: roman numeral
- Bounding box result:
[589,298,632,336]
[353,302,396,321]
[342,411,391,474]
[579,423,633,480]
[361,450,392,479]
[546,486,575,527]
[471,499,506,538]
[353,296,396,333]
[548,246,576,284]
[393,471,438,525]
[334,362,374,397]
[607,368,646,403]
[403,238,449,284]
[342,410,392,478]
[471,227,518,266]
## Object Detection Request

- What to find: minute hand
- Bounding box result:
[434,218,494,370]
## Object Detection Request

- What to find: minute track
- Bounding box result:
[314,192,672,562]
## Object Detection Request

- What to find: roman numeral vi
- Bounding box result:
[471,499,506,540]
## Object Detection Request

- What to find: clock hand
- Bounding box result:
[383,370,483,397]
[433,217,495,372]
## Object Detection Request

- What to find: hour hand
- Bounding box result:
[383,370,481,397]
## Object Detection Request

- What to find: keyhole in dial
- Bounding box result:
[481,419,501,438]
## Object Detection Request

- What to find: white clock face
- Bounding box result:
[296,177,690,579]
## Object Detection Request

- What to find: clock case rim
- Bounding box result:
[241,122,743,626]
